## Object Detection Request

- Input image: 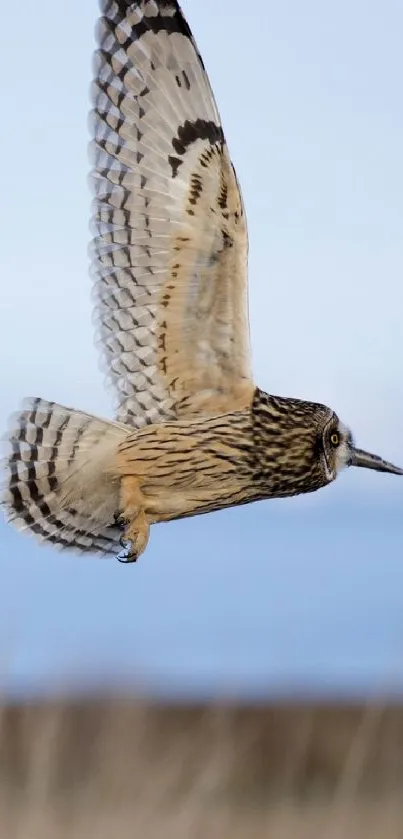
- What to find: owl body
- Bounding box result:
[116,389,337,527]
[2,1,401,562]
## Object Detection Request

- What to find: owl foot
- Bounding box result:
[113,513,137,561]
[117,535,138,564]
[116,477,150,564]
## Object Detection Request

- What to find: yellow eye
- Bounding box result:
[330,432,340,447]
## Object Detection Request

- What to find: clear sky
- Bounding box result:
[0,0,402,699]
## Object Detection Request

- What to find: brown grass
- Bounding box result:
[1,696,403,838]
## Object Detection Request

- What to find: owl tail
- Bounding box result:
[2,398,130,556]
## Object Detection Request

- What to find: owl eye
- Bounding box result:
[330,432,340,447]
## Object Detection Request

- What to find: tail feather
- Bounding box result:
[2,398,130,556]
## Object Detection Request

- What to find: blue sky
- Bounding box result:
[0,0,402,699]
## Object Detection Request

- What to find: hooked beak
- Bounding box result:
[349,447,403,476]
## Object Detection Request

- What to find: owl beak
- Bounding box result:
[349,447,403,475]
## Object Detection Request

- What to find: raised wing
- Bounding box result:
[90,0,253,427]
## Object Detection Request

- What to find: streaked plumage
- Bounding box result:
[2,1,402,562]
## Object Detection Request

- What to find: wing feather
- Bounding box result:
[90,0,253,426]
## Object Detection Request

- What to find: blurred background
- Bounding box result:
[0,0,402,835]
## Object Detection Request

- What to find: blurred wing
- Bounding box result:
[90,0,253,427]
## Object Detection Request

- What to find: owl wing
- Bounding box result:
[90,0,253,428]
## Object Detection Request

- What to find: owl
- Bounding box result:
[2,1,401,562]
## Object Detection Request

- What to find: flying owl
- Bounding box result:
[2,1,402,562]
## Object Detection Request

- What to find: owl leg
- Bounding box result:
[117,477,150,564]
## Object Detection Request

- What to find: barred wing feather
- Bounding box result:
[90,0,253,427]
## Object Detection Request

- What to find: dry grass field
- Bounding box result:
[0,696,403,838]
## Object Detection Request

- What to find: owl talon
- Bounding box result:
[114,513,127,530]
[117,542,138,564]
[117,533,138,563]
